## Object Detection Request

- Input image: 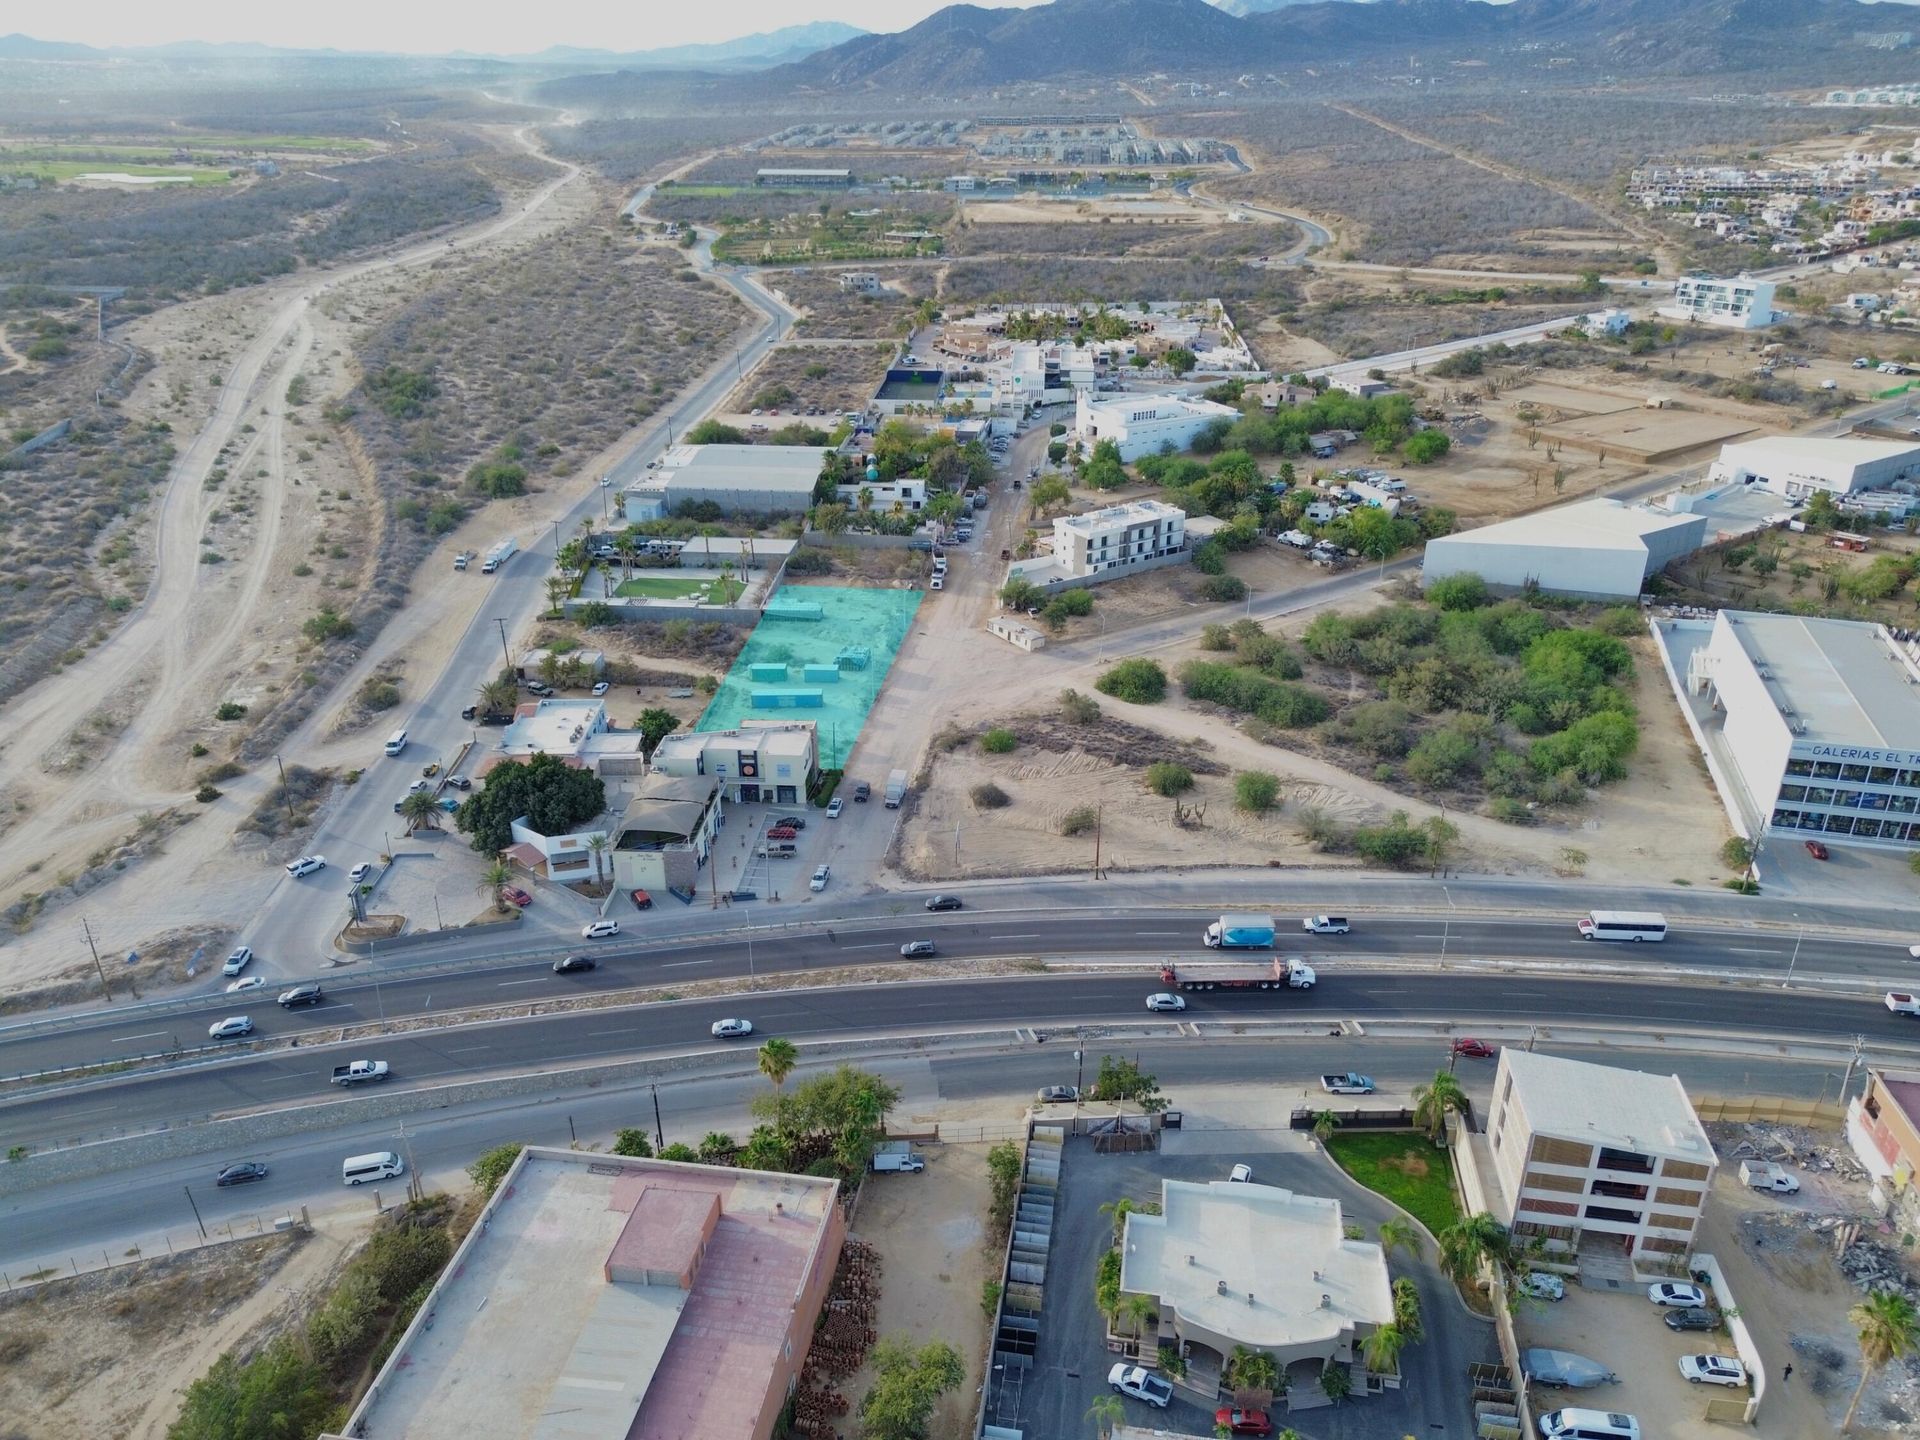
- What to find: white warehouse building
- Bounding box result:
[1707,435,1920,500]
[622,444,829,521]
[1420,497,1707,601]
[1656,610,1920,853]
[1657,274,1777,329]
[1075,391,1239,462]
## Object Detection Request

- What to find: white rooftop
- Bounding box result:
[1713,610,1920,748]
[1081,394,1237,425]
[1445,496,1697,552]
[500,699,607,758]
[1058,499,1186,536]
[626,445,830,499]
[1121,1180,1392,1351]
[1501,1050,1713,1162]
[1721,435,1920,466]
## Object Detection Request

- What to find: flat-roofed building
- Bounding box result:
[1004,499,1189,593]
[623,444,830,521]
[1487,1050,1715,1277]
[323,1148,844,1440]
[492,699,645,777]
[1659,274,1777,329]
[1708,435,1920,500]
[1656,610,1920,852]
[649,720,818,807]
[612,771,725,895]
[1120,1179,1393,1407]
[1074,391,1239,463]
[1420,496,1707,601]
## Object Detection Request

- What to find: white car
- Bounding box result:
[1107,1363,1173,1408]
[221,946,253,976]
[1229,1163,1253,1183]
[582,920,620,940]
[811,864,830,892]
[1909,943,1920,960]
[285,855,327,878]
[1519,1272,1566,1301]
[711,1018,754,1039]
[929,575,944,590]
[349,862,374,884]
[826,797,844,818]
[226,976,266,994]
[1649,1282,1708,1308]
[1679,1354,1747,1387]
[1145,993,1187,1012]
[208,1016,255,1039]
[591,681,610,697]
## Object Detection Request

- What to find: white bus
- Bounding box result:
[1577,910,1668,942]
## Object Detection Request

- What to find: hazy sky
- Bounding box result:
[41,0,1046,54]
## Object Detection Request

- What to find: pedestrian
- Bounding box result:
[1784,1362,1794,1382]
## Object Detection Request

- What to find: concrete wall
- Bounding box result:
[1,417,71,465]
[563,597,764,626]
[798,529,930,551]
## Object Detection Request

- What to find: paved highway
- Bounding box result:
[8,910,1918,1081]
[237,234,797,959]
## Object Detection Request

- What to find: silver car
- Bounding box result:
[208,1016,255,1040]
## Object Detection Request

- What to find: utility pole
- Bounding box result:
[184,1185,206,1241]
[81,918,111,1001]
[652,1083,666,1152]
[1839,1033,1866,1106]
[1092,802,1103,880]
[494,617,513,676]
[274,754,295,832]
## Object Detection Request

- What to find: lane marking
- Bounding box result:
[497,978,547,987]
[114,1031,168,1044]
[663,959,716,968]
[995,932,1040,939]
[444,1045,491,1053]
[1729,948,1783,956]
[841,943,895,951]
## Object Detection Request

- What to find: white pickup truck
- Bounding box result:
[1320,1071,1376,1095]
[1888,991,1920,1016]
[331,1060,390,1086]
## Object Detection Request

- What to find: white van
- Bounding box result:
[383,728,409,757]
[342,1151,406,1186]
[1537,1409,1640,1440]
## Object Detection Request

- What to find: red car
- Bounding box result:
[1804,839,1830,860]
[766,826,799,841]
[1215,1409,1272,1437]
[630,889,653,910]
[502,886,533,908]
[1452,1037,1497,1059]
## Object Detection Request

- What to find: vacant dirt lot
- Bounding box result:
[726,341,893,417]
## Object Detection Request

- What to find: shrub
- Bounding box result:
[189,742,209,758]
[1146,762,1194,797]
[214,701,247,721]
[971,782,1011,809]
[1058,688,1101,724]
[1720,835,1754,870]
[1404,430,1451,464]
[1060,805,1099,836]
[1235,771,1281,813]
[1199,574,1248,602]
[1190,538,1227,575]
[1095,658,1167,705]
[1487,796,1534,824]
[1425,572,1489,612]
[302,607,356,644]
[358,679,401,711]
[1179,660,1329,727]
[980,727,1017,754]
[1352,811,1429,867]
[195,784,222,803]
[1200,623,1233,651]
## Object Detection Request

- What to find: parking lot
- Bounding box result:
[1004,1127,1491,1440]
[1519,1274,1743,1440]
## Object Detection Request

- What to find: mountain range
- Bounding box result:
[763,0,1905,92]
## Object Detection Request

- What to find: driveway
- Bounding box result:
[1004,1127,1491,1440]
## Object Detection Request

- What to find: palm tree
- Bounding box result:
[1378,1218,1422,1262]
[1845,1289,1920,1432]
[1411,1070,1469,1145]
[1312,1109,1340,1145]
[478,858,512,911]
[1120,1292,1154,1341]
[1085,1394,1124,1440]
[1099,1195,1142,1245]
[697,1131,736,1163]
[399,790,440,834]
[857,485,874,515]
[1438,1213,1512,1284]
[585,833,609,887]
[614,530,639,585]
[1392,1275,1425,1342]
[757,1037,798,1090]
[1360,1322,1406,1376]
[478,676,517,718]
[1225,1345,1278,1394]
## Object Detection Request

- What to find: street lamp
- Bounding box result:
[1784,912,1804,989]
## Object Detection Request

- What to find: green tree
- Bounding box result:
[400,789,441,834]
[477,675,519,718]
[169,1335,339,1440]
[1095,658,1168,704]
[1426,572,1489,612]
[1437,1212,1513,1283]
[1086,1393,1126,1440]
[1404,430,1451,464]
[687,418,747,445]
[1845,1290,1920,1432]
[750,1063,901,1178]
[1224,1345,1279,1392]
[1235,770,1281,813]
[1378,1218,1422,1261]
[1360,1322,1407,1375]
[1165,346,1198,375]
[1001,576,1045,611]
[468,1143,525,1196]
[611,1129,653,1157]
[455,752,606,855]
[1319,1358,1354,1403]
[1120,1292,1154,1339]
[635,707,680,759]
[1145,762,1194,797]
[1029,475,1072,515]
[860,1339,966,1440]
[1392,1275,1425,1340]
[698,1132,736,1162]
[987,1140,1022,1235]
[1412,1069,1469,1144]
[1312,1109,1340,1144]
[757,1037,799,1089]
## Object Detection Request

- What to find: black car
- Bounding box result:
[925,895,963,912]
[216,1162,269,1187]
[461,705,477,721]
[775,815,806,830]
[1664,1307,1721,1332]
[277,984,325,1008]
[553,955,597,974]
[1036,1086,1079,1104]
[852,781,871,802]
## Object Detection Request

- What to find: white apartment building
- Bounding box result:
[1488,1050,1716,1276]
[1005,499,1188,592]
[1658,275,1777,329]
[1074,392,1239,462]
[648,720,819,807]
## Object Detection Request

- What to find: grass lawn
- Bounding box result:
[614,575,745,602]
[10,159,231,185]
[1324,1132,1462,1238]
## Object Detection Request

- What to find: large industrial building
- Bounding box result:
[1487,1050,1716,1273]
[1419,496,1706,601]
[1656,610,1920,853]
[1658,274,1777,329]
[622,444,829,521]
[1707,435,1920,500]
[1074,391,1239,462]
[324,1148,845,1440]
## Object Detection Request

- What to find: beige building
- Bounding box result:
[1487,1051,1716,1278]
[1848,1068,1920,1231]
[611,771,724,896]
[1120,1180,1393,1409]
[648,720,818,807]
[324,1148,844,1440]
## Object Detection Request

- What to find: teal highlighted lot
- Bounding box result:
[697,585,921,769]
